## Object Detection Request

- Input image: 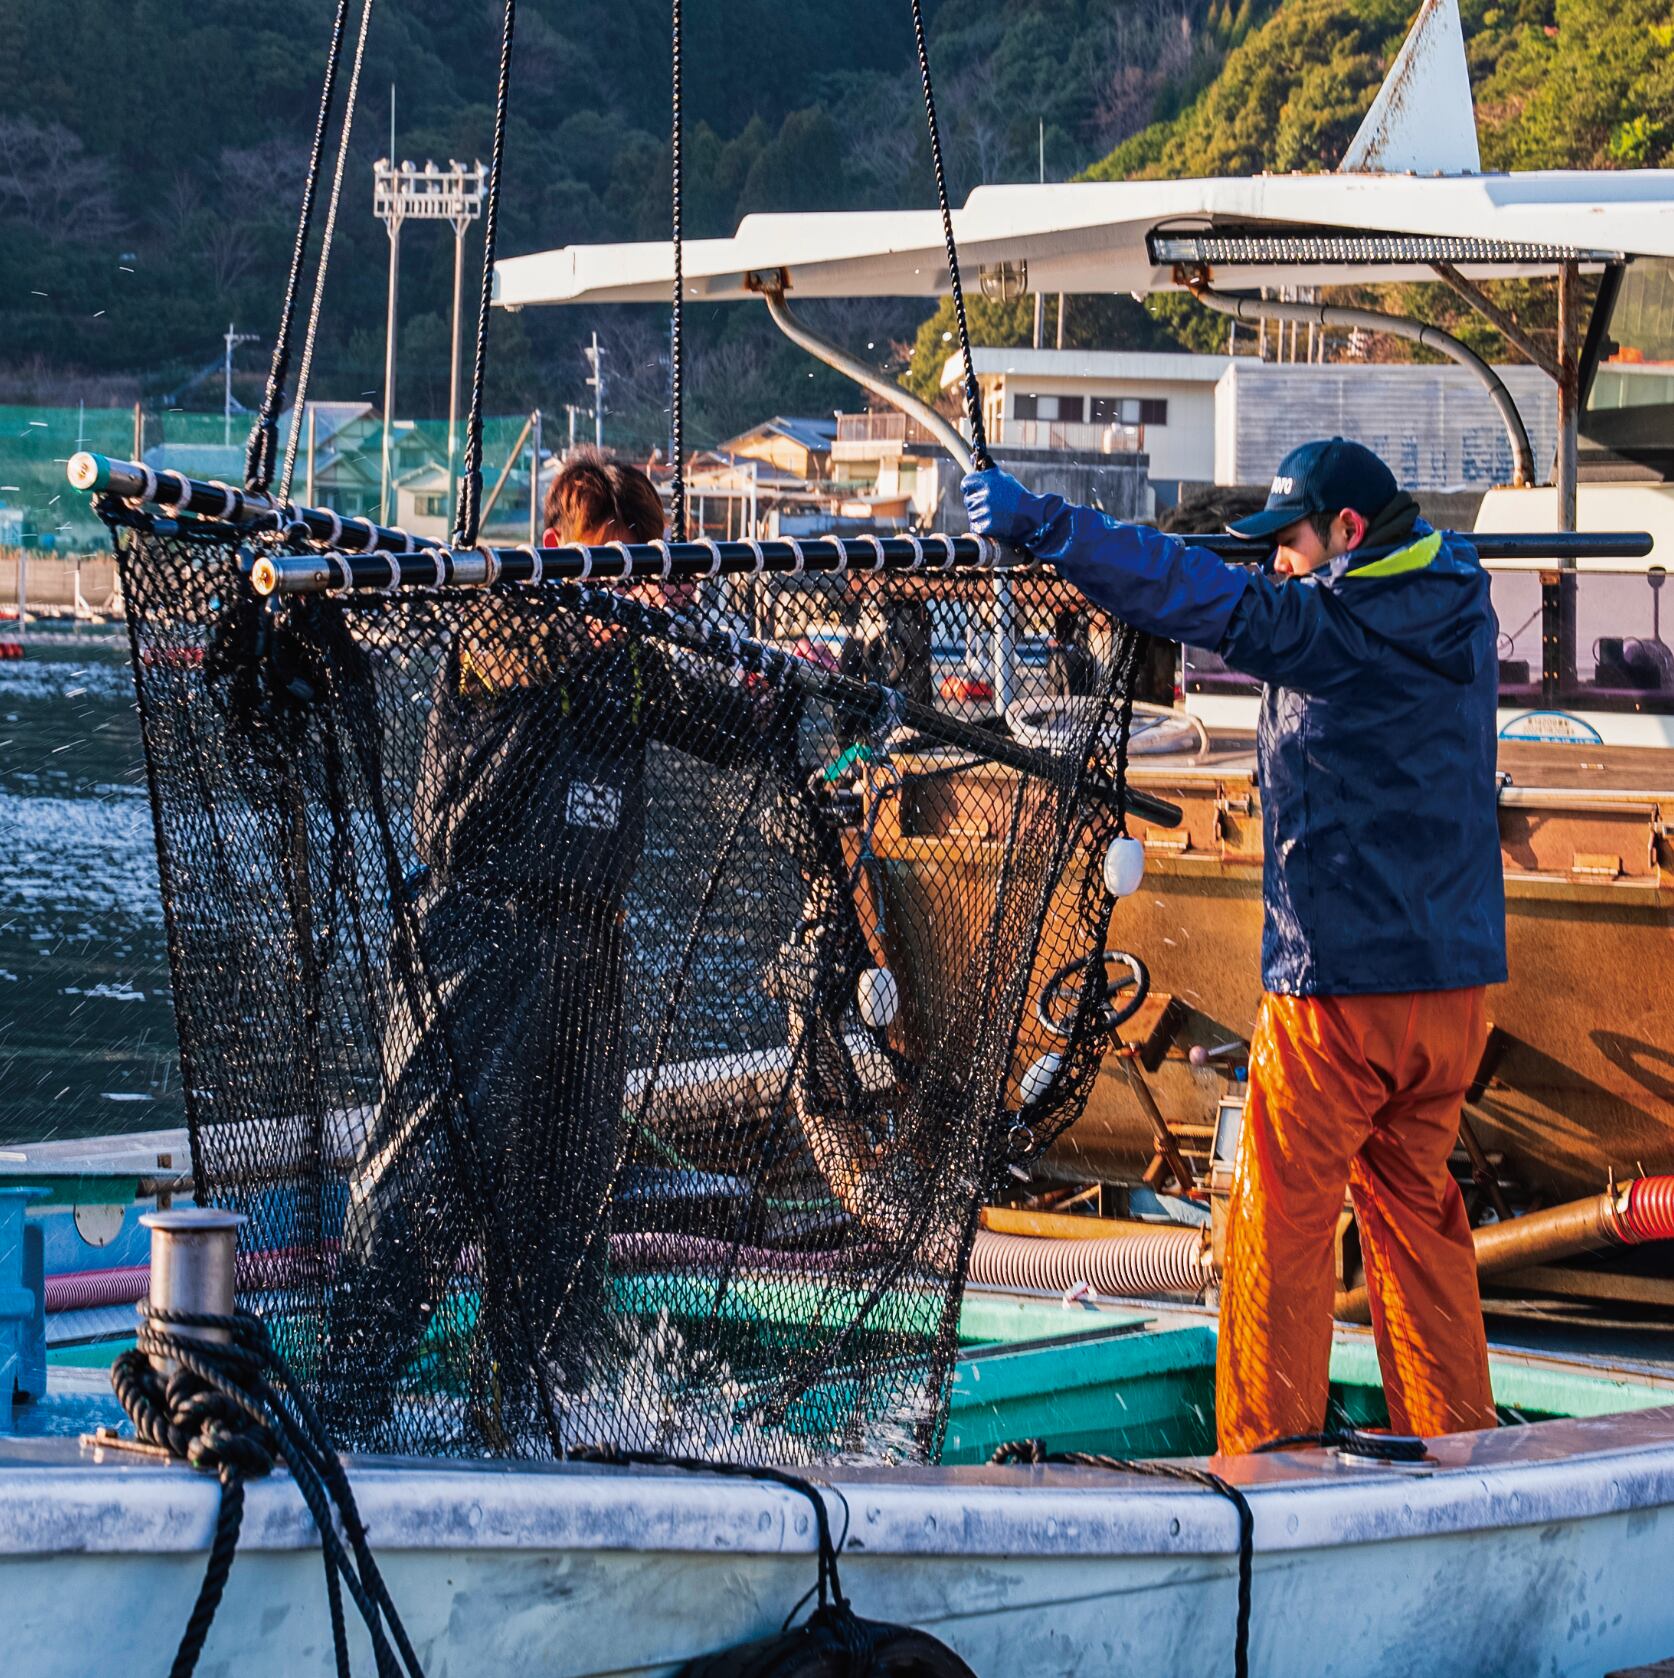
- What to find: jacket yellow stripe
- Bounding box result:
[1346,530,1442,580]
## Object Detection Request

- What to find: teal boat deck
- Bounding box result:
[21,1276,1674,1459]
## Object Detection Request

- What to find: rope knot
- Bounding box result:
[110,1299,423,1678]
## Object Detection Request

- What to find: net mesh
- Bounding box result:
[111,508,1139,1465]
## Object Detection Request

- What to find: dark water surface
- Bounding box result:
[0,625,179,1142]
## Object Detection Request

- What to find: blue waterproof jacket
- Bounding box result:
[1029,504,1507,997]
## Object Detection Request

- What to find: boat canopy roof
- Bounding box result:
[494,171,1674,309]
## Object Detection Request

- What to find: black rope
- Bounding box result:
[1254,1428,1430,1463]
[112,1308,425,1678]
[1107,624,1141,836]
[991,1439,1252,1678]
[452,0,518,548]
[907,0,990,471]
[245,0,357,495]
[669,0,687,540]
[280,0,379,503]
[569,1446,852,1628]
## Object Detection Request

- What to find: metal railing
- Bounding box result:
[990,418,1144,455]
[833,412,944,449]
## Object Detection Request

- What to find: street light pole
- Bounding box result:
[375,169,405,524]
[375,156,486,528]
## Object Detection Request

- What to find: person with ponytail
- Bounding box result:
[327,451,802,1446]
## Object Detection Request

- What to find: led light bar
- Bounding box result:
[1146,229,1622,267]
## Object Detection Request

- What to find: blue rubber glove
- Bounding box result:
[961,468,1059,545]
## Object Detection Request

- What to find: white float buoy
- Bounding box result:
[856,966,900,1028]
[1102,834,1146,898]
[1019,1050,1062,1106]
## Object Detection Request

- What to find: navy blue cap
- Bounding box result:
[1228,438,1399,541]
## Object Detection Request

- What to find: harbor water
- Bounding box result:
[0,625,177,1142]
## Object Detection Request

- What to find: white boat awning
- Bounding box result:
[494,171,1674,309]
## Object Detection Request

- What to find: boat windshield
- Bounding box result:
[1585,257,1674,479]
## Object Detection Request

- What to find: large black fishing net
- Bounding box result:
[112,510,1146,1464]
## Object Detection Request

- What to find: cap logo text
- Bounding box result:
[1270,475,1295,494]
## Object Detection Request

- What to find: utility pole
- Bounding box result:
[584,333,605,448]
[222,323,258,446]
[1033,119,1045,352]
[564,403,583,455]
[667,316,677,469]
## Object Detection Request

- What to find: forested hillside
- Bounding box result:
[3,0,1669,443]
[903,0,1674,386]
[0,0,1229,442]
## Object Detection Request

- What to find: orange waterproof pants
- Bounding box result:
[1216,989,1498,1455]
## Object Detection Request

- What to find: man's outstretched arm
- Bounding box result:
[963,468,1251,650]
[963,468,1377,690]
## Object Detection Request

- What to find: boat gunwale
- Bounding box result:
[6,1402,1674,1561]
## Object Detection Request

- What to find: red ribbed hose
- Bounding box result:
[44,1264,149,1313]
[45,1246,334,1314]
[1621,1176,1674,1244]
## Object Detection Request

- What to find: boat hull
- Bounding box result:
[7,1407,1674,1677]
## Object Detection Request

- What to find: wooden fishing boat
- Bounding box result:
[8,1245,1674,1678]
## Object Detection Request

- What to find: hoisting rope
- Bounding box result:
[907,0,991,472]
[280,0,379,503]
[112,1307,425,1678]
[244,0,358,496]
[451,0,518,549]
[1108,623,1141,835]
[990,1439,1253,1678]
[669,0,688,540]
[569,1446,975,1674]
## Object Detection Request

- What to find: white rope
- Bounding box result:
[786,538,807,576]
[164,470,191,509]
[698,536,724,577]
[132,464,159,506]
[744,538,766,575]
[380,549,401,593]
[328,552,352,590]
[905,535,926,571]
[576,545,594,581]
[607,540,634,580]
[208,481,240,520]
[934,532,958,570]
[650,539,674,580]
[478,543,501,586]
[521,543,543,586]
[322,508,344,547]
[857,533,887,573]
[350,516,379,553]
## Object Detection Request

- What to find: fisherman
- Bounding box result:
[964,438,1504,1454]
[327,451,799,1444]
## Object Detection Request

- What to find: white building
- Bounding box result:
[950,349,1226,486]
[942,347,1559,497]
